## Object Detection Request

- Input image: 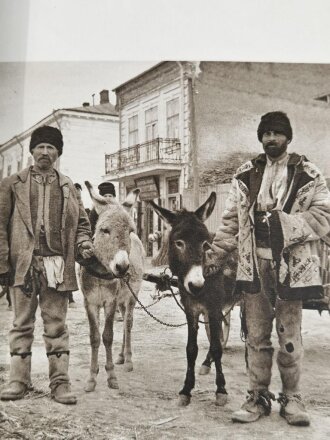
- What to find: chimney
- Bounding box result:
[82,102,90,107]
[100,89,109,104]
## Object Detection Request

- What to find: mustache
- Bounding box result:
[265,142,278,148]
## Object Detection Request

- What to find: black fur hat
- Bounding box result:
[29,126,63,156]
[257,111,292,142]
[98,181,116,197]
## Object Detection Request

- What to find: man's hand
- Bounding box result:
[78,241,94,259]
[0,272,10,287]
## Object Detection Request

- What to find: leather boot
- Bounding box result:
[232,390,275,423]
[278,393,310,426]
[47,351,77,405]
[0,352,31,401]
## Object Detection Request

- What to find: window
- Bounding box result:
[145,106,158,141]
[166,98,179,138]
[128,115,139,146]
[7,164,12,177]
[167,177,179,194]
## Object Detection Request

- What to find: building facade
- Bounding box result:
[0,90,119,208]
[106,61,330,255]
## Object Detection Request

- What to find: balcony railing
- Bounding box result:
[105,138,181,174]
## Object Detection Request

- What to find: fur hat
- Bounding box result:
[29,126,63,155]
[98,181,116,197]
[257,111,292,142]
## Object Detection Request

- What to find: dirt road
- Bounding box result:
[1,274,330,440]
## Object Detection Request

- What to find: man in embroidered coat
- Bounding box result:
[0,126,93,404]
[205,111,330,426]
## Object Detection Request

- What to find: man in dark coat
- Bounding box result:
[0,126,93,404]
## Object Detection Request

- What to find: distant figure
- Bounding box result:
[89,181,116,234]
[0,285,12,310]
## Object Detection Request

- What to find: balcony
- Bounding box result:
[105,138,182,179]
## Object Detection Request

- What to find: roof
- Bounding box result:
[65,102,118,116]
[112,62,166,92]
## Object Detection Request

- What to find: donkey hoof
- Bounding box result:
[107,378,119,389]
[84,379,96,393]
[123,362,133,372]
[215,392,228,406]
[199,365,211,375]
[178,394,191,407]
[115,355,124,365]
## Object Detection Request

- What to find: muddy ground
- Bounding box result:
[1,265,330,440]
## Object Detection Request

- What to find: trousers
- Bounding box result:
[8,257,70,387]
[244,258,303,395]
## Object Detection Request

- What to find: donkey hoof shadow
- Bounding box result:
[178,394,191,407]
[199,364,211,375]
[123,362,133,372]
[215,392,228,406]
[107,378,119,389]
[84,379,97,393]
[115,355,124,365]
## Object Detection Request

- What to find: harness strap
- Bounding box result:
[10,351,32,359]
[80,255,117,280]
[46,350,70,358]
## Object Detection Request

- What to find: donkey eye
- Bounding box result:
[101,228,110,234]
[175,240,185,249]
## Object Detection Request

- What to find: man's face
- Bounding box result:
[103,193,115,203]
[261,131,290,158]
[31,143,59,170]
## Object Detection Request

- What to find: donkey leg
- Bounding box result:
[103,302,118,389]
[115,303,126,365]
[179,312,198,407]
[199,316,212,375]
[209,315,228,406]
[123,295,138,372]
[84,304,101,392]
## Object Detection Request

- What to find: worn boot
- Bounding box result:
[232,390,275,423]
[0,352,31,401]
[278,393,310,426]
[48,351,77,405]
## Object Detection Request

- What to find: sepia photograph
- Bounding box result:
[1,1,330,439]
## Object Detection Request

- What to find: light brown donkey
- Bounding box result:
[80,181,144,392]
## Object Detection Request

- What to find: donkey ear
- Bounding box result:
[194,192,216,222]
[149,201,177,225]
[122,188,140,213]
[84,181,109,214]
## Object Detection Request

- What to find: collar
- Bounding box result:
[254,152,305,169]
[16,166,71,187]
[266,152,289,167]
[31,167,57,184]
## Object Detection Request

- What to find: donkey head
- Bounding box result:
[85,181,140,278]
[149,192,216,296]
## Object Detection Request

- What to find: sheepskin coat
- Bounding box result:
[210,153,330,300]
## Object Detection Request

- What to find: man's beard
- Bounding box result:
[263,143,287,158]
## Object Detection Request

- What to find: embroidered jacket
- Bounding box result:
[209,153,330,300]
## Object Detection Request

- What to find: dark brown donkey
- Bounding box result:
[149,192,235,407]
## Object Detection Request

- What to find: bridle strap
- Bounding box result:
[80,255,117,281]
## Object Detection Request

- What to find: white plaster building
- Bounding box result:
[0,90,119,207]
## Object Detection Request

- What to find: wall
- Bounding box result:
[59,114,119,207]
[194,62,330,179]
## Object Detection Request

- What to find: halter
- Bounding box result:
[79,255,118,281]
